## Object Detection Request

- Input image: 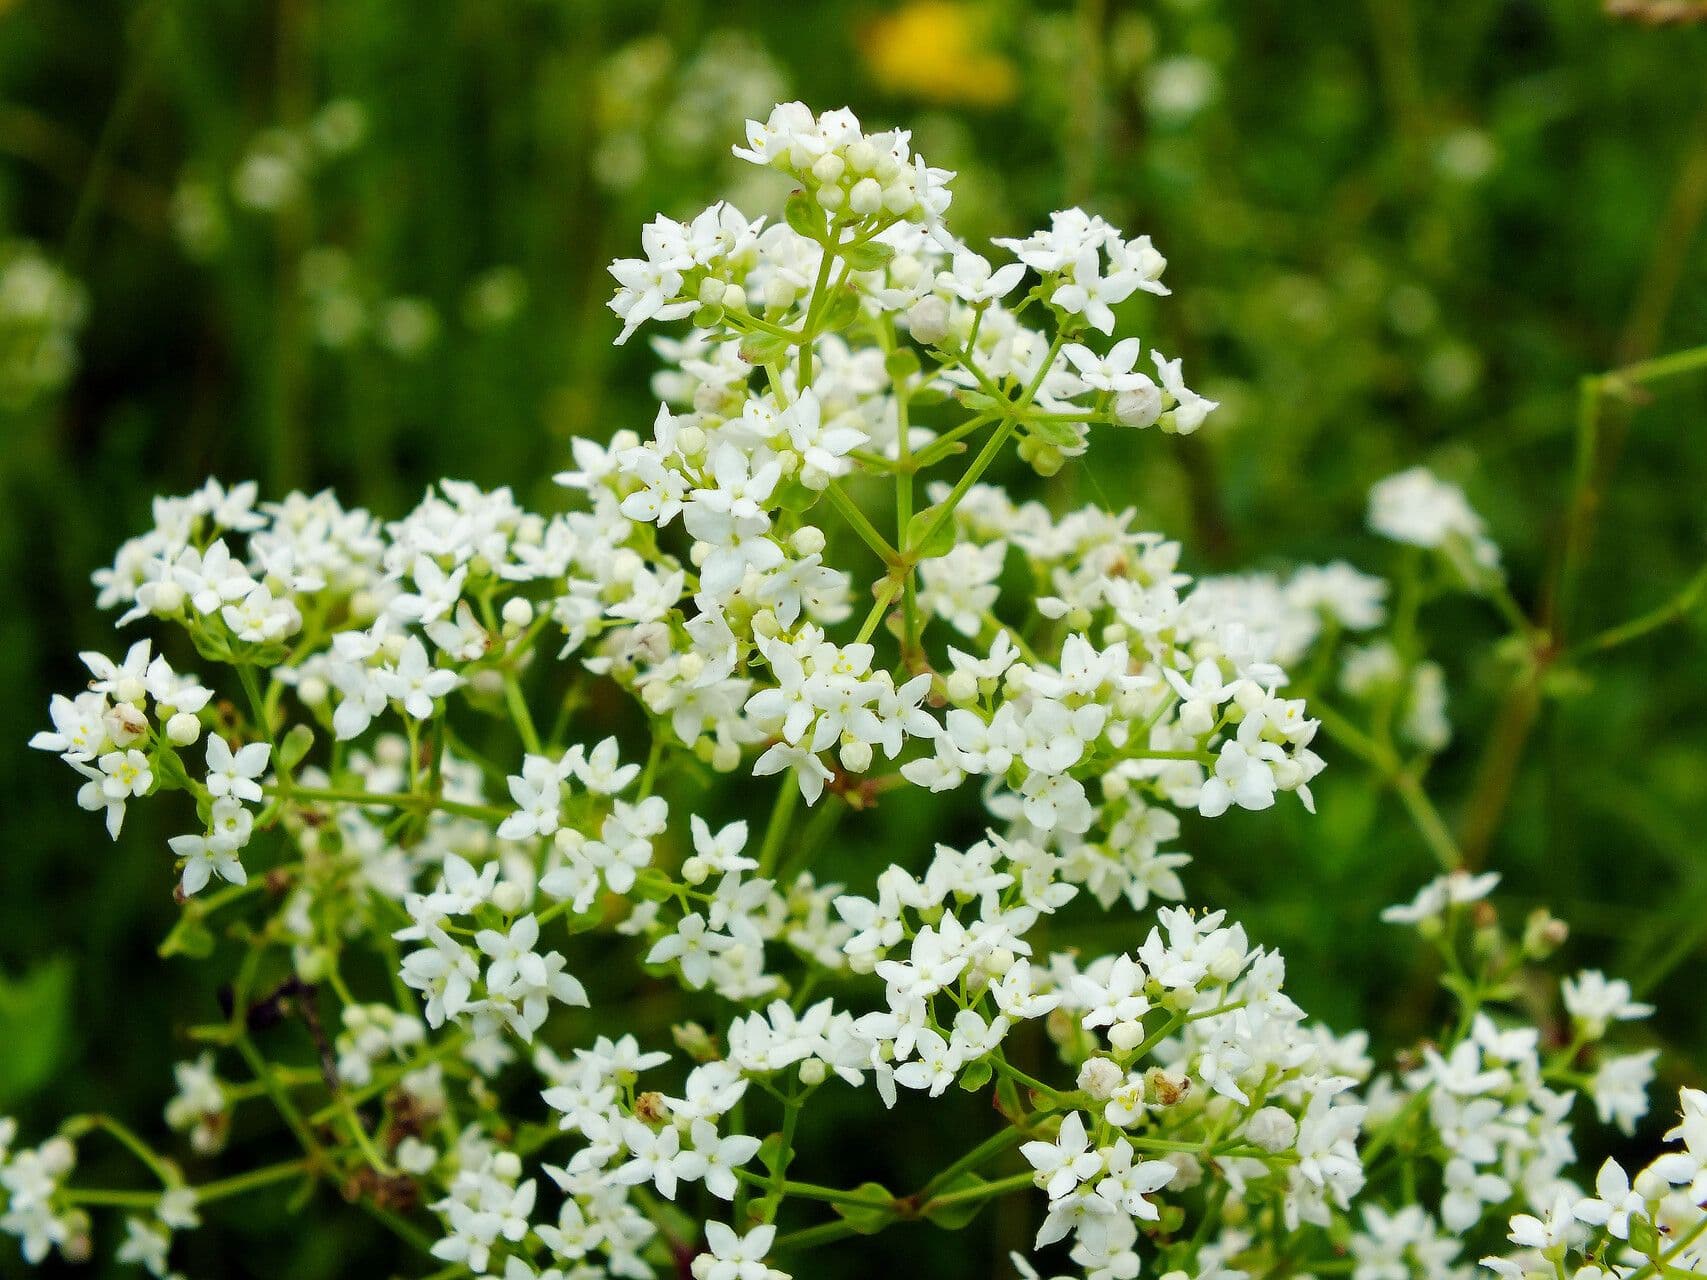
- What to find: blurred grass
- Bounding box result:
[2,0,1707,1275]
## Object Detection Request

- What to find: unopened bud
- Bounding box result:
[166,712,203,747]
[839,737,873,774]
[907,295,951,346]
[1116,384,1163,429]
[1246,1106,1298,1153]
[501,597,534,631]
[1522,907,1569,960]
[1077,1056,1123,1100]
[671,1021,719,1063]
[945,670,978,704]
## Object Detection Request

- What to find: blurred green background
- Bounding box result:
[3,0,1707,1275]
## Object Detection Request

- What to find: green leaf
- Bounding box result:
[785,190,826,241]
[0,956,74,1107]
[1030,417,1088,449]
[817,286,862,334]
[906,504,957,560]
[958,1058,994,1092]
[884,348,921,382]
[923,1173,987,1230]
[280,723,315,772]
[772,476,824,514]
[160,914,216,961]
[831,1182,897,1234]
[841,240,895,272]
[739,330,792,366]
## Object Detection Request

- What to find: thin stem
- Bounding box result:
[825,481,901,565]
[504,674,542,755]
[1569,560,1707,658]
[1393,771,1463,872]
[920,1169,1035,1211]
[856,580,899,645]
[266,783,508,825]
[236,1035,323,1160]
[756,780,800,877]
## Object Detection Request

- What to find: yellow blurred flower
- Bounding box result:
[861,2,1018,108]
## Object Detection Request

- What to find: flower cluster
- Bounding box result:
[9,103,1690,1280]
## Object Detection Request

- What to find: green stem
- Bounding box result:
[920,1169,1035,1212]
[856,580,899,645]
[266,783,508,825]
[504,674,542,755]
[1569,559,1707,658]
[756,780,801,877]
[236,1035,323,1159]
[825,481,901,564]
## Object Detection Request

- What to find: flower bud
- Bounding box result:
[492,881,526,915]
[166,712,203,746]
[907,295,950,346]
[677,424,707,457]
[678,652,706,683]
[1077,1056,1123,1100]
[945,669,978,704]
[671,1021,720,1062]
[1522,907,1568,959]
[839,736,873,774]
[681,855,711,886]
[811,153,845,185]
[501,597,534,631]
[799,1058,828,1087]
[1109,1020,1146,1052]
[1116,383,1164,429]
[792,526,826,556]
[711,740,741,772]
[849,178,884,215]
[1246,1106,1298,1153]
[150,580,186,613]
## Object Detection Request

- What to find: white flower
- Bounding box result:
[1561,970,1653,1039]
[942,250,1025,304]
[647,913,735,990]
[691,1221,787,1280]
[688,1118,762,1202]
[377,637,460,720]
[1023,1112,1103,1203]
[204,736,270,804]
[1572,1158,1644,1240]
[1063,338,1148,393]
[615,1120,706,1200]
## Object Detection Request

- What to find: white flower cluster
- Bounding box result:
[9,103,1687,1280]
